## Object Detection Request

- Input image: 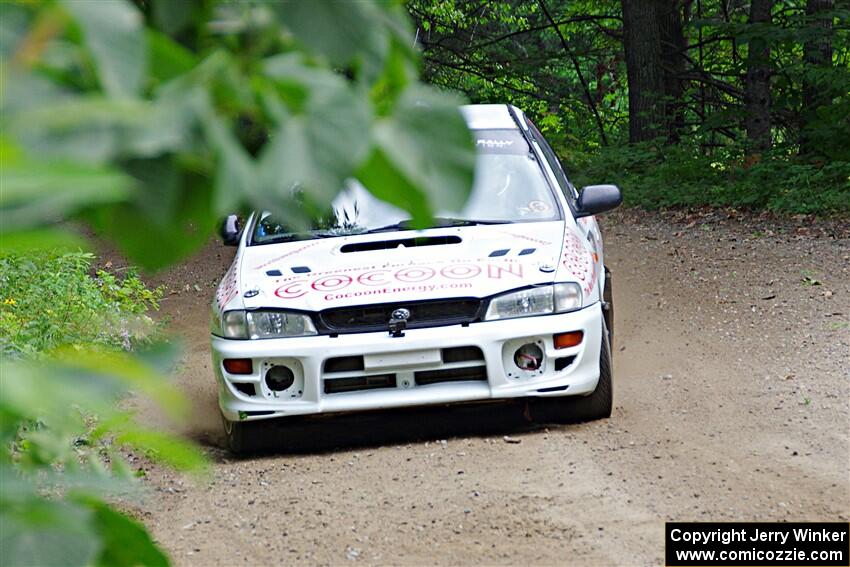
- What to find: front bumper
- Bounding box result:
[212,303,603,422]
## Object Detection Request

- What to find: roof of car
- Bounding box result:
[460,104,528,131]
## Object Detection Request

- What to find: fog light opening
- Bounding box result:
[513,343,543,371]
[265,365,295,391]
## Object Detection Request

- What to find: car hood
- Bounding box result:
[231,222,569,311]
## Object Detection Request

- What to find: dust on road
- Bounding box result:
[129,210,850,566]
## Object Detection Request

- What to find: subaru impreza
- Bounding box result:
[211,104,621,452]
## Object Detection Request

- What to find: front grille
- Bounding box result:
[317,298,482,334]
[324,374,396,394]
[415,366,487,386]
[442,346,484,364]
[324,356,365,373]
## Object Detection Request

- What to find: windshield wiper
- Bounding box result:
[256,219,513,244]
[361,218,512,234]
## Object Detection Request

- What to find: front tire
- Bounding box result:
[222,413,271,454]
[603,266,614,349]
[568,317,613,421]
[535,317,613,424]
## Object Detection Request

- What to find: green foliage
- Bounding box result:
[1,346,204,567]
[2,0,475,270]
[570,143,850,214]
[411,0,850,214]
[1,1,477,565]
[0,251,195,567]
[0,252,161,357]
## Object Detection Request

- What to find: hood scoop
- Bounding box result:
[489,247,536,257]
[340,235,461,253]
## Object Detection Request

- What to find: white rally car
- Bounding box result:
[211,104,621,452]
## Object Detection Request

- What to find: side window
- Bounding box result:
[528,121,578,207]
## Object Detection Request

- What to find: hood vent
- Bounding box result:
[340,235,461,253]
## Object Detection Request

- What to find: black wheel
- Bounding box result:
[221,413,272,454]
[568,316,613,421]
[534,317,613,424]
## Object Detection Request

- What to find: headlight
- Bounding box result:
[215,310,317,339]
[484,283,583,321]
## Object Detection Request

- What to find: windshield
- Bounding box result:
[251,128,559,245]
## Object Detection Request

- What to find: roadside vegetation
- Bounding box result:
[569,142,850,213]
[0,252,161,358]
[412,0,850,215]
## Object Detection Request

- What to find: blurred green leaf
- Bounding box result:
[356,146,432,226]
[258,78,373,207]
[0,4,29,60]
[370,39,418,116]
[115,429,207,474]
[202,109,258,216]
[63,0,146,99]
[0,71,72,117]
[84,499,169,567]
[8,95,192,163]
[0,158,134,231]
[51,347,187,420]
[89,157,216,270]
[151,0,200,37]
[146,30,198,86]
[0,499,99,567]
[358,84,475,225]
[262,52,344,112]
[275,0,390,80]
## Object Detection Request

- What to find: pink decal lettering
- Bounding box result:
[357,270,390,286]
[275,280,307,299]
[311,274,353,292]
[487,263,523,279]
[395,266,436,282]
[440,264,481,280]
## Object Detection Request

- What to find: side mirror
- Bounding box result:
[220,215,243,246]
[575,184,622,218]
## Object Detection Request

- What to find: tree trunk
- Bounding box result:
[744,0,773,157]
[800,0,833,156]
[622,0,666,143]
[659,0,687,142]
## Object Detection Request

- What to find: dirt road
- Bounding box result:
[131,210,849,566]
